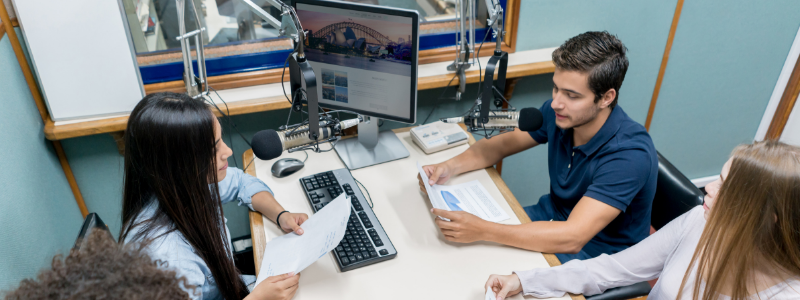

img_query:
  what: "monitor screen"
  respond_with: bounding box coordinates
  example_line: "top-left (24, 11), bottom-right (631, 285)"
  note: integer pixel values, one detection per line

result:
top-left (295, 0), bottom-right (418, 124)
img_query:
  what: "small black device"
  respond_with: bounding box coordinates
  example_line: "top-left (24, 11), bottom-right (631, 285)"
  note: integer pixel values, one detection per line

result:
top-left (300, 169), bottom-right (397, 271)
top-left (271, 158), bottom-right (305, 177)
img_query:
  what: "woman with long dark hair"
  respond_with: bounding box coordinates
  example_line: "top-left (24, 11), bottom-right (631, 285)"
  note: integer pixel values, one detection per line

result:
top-left (485, 140), bottom-right (800, 300)
top-left (120, 92), bottom-right (308, 300)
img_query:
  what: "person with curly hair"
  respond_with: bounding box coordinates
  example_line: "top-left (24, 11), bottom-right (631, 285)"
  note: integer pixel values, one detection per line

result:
top-left (3, 229), bottom-right (190, 300)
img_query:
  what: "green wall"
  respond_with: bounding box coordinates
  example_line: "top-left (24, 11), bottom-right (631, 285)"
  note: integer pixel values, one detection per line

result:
top-left (0, 30), bottom-right (83, 292)
top-left (648, 0), bottom-right (800, 179)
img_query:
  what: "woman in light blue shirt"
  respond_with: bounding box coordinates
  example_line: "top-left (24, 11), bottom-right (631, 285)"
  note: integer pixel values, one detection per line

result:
top-left (120, 92), bottom-right (308, 300)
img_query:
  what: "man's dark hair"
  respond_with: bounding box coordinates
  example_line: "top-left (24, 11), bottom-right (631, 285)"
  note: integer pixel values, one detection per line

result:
top-left (2, 230), bottom-right (190, 300)
top-left (552, 31), bottom-right (629, 108)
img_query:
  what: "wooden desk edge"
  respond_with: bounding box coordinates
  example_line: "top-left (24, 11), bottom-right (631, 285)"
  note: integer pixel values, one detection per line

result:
top-left (244, 149), bottom-right (267, 275)
top-left (44, 61), bottom-right (554, 141)
top-left (246, 127), bottom-right (584, 300)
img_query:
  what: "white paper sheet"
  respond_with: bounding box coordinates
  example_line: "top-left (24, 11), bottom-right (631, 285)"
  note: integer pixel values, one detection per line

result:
top-left (254, 194), bottom-right (351, 286)
top-left (485, 289), bottom-right (497, 300)
top-left (417, 162), bottom-right (510, 223)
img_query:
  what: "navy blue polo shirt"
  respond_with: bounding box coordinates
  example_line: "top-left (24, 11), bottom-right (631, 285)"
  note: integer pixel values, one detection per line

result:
top-left (528, 99), bottom-right (657, 260)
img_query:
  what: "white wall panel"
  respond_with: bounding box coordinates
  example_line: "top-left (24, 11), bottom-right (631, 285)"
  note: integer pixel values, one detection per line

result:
top-left (12, 0), bottom-right (143, 121)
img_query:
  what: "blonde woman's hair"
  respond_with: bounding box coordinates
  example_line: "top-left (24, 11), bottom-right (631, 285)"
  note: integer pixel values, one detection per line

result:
top-left (677, 140), bottom-right (800, 300)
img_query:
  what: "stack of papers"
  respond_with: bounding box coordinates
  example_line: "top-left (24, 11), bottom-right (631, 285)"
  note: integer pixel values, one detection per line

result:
top-left (254, 194), bottom-right (351, 286)
top-left (417, 162), bottom-right (510, 223)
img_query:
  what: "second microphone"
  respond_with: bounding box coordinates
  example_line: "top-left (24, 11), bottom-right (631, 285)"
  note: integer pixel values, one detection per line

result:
top-left (440, 107), bottom-right (543, 132)
top-left (252, 118), bottom-right (360, 161)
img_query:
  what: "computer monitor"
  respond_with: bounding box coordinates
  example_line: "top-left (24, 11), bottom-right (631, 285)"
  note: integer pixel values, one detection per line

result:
top-left (294, 0), bottom-right (419, 169)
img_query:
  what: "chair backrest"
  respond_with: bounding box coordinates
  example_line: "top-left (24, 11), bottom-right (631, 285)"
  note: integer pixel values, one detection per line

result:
top-left (73, 213), bottom-right (112, 250)
top-left (651, 152), bottom-right (705, 230)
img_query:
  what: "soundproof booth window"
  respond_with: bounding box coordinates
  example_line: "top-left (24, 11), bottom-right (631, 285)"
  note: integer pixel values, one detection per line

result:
top-left (296, 3), bottom-right (415, 120)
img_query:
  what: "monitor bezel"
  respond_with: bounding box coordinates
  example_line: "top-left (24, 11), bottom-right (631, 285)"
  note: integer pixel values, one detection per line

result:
top-left (293, 0), bottom-right (419, 124)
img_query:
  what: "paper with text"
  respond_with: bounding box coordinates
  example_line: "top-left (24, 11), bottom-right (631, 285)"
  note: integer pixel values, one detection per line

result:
top-left (417, 161), bottom-right (510, 223)
top-left (254, 193), bottom-right (351, 287)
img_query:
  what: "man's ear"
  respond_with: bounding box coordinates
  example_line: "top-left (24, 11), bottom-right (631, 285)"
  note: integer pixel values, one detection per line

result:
top-left (598, 89), bottom-right (616, 109)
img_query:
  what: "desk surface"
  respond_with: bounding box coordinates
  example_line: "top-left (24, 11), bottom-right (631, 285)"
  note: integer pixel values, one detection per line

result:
top-left (245, 127), bottom-right (583, 300)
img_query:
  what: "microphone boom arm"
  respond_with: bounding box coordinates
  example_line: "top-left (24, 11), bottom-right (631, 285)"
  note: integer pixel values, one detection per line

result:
top-left (237, 0), bottom-right (321, 140)
top-left (477, 0), bottom-right (507, 125)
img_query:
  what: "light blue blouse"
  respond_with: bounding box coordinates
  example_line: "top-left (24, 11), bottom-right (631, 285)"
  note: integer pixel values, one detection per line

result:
top-left (123, 167), bottom-right (272, 300)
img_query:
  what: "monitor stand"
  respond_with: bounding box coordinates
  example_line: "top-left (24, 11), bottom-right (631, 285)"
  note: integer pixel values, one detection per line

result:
top-left (334, 117), bottom-right (410, 170)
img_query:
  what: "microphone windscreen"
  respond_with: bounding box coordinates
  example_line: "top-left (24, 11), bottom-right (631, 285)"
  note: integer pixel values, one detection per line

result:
top-left (251, 129), bottom-right (283, 160)
top-left (519, 108), bottom-right (544, 132)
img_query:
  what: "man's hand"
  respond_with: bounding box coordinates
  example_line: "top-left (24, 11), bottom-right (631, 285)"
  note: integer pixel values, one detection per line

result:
top-left (247, 273), bottom-right (300, 300)
top-left (431, 208), bottom-right (491, 243)
top-left (278, 212), bottom-right (309, 235)
top-left (423, 162), bottom-right (456, 185)
top-left (417, 162), bottom-right (456, 195)
top-left (485, 274), bottom-right (523, 300)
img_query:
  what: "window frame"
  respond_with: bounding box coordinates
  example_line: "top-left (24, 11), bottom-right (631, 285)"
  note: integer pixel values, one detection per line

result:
top-left (140, 0), bottom-right (521, 94)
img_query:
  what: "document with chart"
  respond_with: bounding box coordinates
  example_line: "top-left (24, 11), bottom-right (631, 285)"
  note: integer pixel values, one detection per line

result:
top-left (255, 193), bottom-right (351, 286)
top-left (417, 162), bottom-right (510, 223)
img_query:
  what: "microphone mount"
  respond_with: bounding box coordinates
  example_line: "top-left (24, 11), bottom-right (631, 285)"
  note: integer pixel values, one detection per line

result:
top-left (477, 0), bottom-right (508, 126)
top-left (237, 0), bottom-right (321, 141)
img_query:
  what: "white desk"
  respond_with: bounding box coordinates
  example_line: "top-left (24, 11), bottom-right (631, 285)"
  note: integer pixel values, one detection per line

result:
top-left (245, 127), bottom-right (583, 300)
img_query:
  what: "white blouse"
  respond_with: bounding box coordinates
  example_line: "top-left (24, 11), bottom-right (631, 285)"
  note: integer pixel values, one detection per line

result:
top-left (514, 206), bottom-right (800, 300)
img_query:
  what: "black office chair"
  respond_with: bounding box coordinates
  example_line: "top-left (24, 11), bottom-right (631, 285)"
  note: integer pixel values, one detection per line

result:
top-left (73, 213), bottom-right (113, 251)
top-left (586, 151), bottom-right (705, 300)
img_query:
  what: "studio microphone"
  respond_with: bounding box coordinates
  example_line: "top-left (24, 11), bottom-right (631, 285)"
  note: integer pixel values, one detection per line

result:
top-left (252, 118), bottom-right (360, 160)
top-left (441, 107), bottom-right (543, 131)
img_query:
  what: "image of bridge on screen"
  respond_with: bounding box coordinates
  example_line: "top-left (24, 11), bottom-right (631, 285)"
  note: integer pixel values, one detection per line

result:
top-left (296, 10), bottom-right (414, 77)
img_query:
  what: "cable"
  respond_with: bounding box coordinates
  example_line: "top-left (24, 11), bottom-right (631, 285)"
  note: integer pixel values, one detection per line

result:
top-left (300, 150), bottom-right (309, 163)
top-left (281, 55), bottom-right (293, 104)
top-left (422, 73), bottom-right (458, 124)
top-left (474, 28), bottom-right (492, 100)
top-left (243, 156), bottom-right (255, 175)
top-left (353, 177), bottom-right (373, 208)
top-left (203, 87), bottom-right (252, 169)
top-left (281, 41), bottom-right (303, 105)
top-left (206, 88), bottom-right (252, 148)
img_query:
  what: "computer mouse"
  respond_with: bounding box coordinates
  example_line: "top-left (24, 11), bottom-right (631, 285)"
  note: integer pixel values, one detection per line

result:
top-left (271, 158), bottom-right (305, 178)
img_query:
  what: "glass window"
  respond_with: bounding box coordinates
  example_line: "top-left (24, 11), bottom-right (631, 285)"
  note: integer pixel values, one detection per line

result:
top-left (122, 0), bottom-right (497, 84)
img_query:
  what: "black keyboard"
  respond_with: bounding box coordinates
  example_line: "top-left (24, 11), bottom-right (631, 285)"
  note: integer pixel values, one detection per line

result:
top-left (300, 169), bottom-right (397, 272)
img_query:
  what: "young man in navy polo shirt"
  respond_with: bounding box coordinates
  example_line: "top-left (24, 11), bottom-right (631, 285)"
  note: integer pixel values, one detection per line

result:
top-left (419, 31), bottom-right (657, 263)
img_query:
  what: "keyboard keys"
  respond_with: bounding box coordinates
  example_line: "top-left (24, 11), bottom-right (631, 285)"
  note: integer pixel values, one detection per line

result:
top-left (301, 170), bottom-right (394, 271)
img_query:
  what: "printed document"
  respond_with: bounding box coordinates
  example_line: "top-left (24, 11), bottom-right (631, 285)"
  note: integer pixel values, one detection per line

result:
top-left (417, 162), bottom-right (510, 223)
top-left (255, 193), bottom-right (351, 286)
